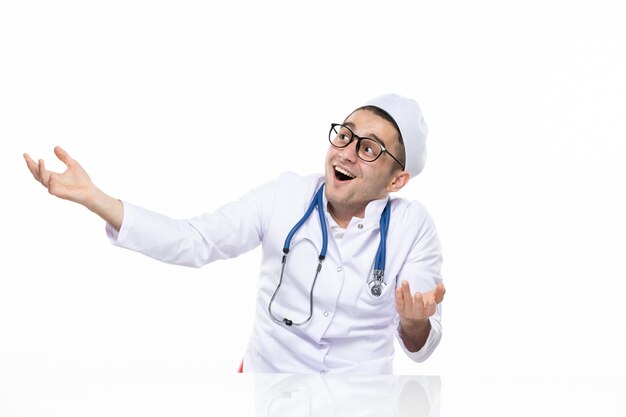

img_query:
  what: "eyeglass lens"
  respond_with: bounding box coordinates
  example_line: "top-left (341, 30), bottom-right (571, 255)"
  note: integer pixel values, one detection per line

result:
top-left (329, 125), bottom-right (383, 162)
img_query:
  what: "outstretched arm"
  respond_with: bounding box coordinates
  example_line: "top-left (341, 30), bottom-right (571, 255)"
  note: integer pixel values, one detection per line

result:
top-left (395, 280), bottom-right (446, 352)
top-left (24, 146), bottom-right (124, 231)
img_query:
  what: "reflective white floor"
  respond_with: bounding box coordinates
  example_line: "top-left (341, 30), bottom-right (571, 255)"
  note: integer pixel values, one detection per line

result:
top-left (1, 364), bottom-right (624, 417)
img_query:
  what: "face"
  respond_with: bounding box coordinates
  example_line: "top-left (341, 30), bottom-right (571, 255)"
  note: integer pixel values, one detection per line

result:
top-left (325, 109), bottom-right (409, 218)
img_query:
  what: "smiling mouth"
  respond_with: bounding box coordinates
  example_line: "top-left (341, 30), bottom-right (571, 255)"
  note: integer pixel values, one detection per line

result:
top-left (334, 166), bottom-right (356, 182)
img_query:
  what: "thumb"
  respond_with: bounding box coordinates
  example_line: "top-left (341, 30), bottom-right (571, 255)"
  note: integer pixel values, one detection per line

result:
top-left (54, 146), bottom-right (73, 168)
top-left (434, 282), bottom-right (446, 304)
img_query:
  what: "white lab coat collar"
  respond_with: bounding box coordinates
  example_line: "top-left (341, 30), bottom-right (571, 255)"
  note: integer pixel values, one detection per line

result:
top-left (322, 191), bottom-right (390, 230)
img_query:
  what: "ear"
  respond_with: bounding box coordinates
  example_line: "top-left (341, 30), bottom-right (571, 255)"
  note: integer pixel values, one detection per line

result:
top-left (386, 170), bottom-right (411, 193)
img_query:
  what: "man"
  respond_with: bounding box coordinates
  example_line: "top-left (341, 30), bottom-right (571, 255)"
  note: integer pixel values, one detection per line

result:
top-left (24, 93), bottom-right (445, 374)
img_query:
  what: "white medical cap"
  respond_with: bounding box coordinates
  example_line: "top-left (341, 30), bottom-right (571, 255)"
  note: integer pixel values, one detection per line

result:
top-left (364, 93), bottom-right (428, 178)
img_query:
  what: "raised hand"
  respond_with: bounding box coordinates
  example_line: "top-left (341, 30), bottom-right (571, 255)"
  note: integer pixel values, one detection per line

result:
top-left (395, 280), bottom-right (445, 352)
top-left (23, 146), bottom-right (124, 230)
top-left (395, 280), bottom-right (445, 323)
top-left (24, 146), bottom-right (96, 206)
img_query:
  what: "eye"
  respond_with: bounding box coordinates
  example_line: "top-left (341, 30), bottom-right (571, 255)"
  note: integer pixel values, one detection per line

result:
top-left (360, 144), bottom-right (375, 155)
top-left (358, 138), bottom-right (382, 160)
top-left (330, 125), bottom-right (354, 147)
top-left (335, 127), bottom-right (352, 143)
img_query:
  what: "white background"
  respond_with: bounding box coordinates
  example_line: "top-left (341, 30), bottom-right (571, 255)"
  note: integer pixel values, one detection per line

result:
top-left (1, 0), bottom-right (625, 384)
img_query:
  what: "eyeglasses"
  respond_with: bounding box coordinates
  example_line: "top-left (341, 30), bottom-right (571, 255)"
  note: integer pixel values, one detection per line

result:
top-left (328, 123), bottom-right (405, 170)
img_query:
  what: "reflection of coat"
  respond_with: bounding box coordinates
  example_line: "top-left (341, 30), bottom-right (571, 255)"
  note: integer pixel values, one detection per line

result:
top-left (254, 374), bottom-right (441, 417)
top-left (106, 172), bottom-right (443, 374)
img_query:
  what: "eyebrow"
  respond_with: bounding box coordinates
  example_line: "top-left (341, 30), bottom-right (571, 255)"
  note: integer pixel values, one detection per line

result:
top-left (343, 122), bottom-right (388, 147)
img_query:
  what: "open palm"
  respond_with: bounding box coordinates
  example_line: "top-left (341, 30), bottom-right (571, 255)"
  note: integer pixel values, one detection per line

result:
top-left (24, 146), bottom-right (95, 205)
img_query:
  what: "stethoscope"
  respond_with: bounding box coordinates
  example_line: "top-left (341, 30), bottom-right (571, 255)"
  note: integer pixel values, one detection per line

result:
top-left (267, 183), bottom-right (391, 327)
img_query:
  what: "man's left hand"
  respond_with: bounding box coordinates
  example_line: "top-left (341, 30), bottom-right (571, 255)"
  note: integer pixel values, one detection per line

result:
top-left (395, 280), bottom-right (445, 324)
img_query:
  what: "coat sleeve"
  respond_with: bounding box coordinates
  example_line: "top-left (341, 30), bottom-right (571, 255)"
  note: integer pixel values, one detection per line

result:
top-left (394, 204), bottom-right (444, 362)
top-left (105, 180), bottom-right (276, 268)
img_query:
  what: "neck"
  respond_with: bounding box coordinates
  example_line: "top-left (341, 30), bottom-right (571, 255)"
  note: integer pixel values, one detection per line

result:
top-left (327, 203), bottom-right (365, 229)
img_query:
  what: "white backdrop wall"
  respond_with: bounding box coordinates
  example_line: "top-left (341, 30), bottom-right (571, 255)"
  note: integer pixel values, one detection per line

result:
top-left (1, 0), bottom-right (625, 379)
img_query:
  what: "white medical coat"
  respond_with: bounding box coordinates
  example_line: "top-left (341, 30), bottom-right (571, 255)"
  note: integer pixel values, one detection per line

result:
top-left (106, 172), bottom-right (443, 374)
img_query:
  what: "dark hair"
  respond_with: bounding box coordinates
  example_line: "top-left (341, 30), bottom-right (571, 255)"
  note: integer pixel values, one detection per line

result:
top-left (351, 105), bottom-right (406, 166)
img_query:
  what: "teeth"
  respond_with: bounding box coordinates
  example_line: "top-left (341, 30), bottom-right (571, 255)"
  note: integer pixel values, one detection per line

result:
top-left (335, 166), bottom-right (356, 179)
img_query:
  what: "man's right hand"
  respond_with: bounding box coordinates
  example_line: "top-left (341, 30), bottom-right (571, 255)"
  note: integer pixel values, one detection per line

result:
top-left (24, 146), bottom-right (124, 231)
top-left (24, 146), bottom-right (96, 206)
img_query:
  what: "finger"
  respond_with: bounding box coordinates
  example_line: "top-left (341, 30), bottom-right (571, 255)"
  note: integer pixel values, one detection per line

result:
top-left (434, 282), bottom-right (446, 304)
top-left (425, 301), bottom-right (437, 317)
top-left (395, 287), bottom-right (405, 312)
top-left (24, 153), bottom-right (41, 182)
top-left (401, 280), bottom-right (414, 312)
top-left (426, 296), bottom-right (436, 312)
top-left (417, 292), bottom-right (438, 318)
top-left (54, 146), bottom-right (73, 168)
top-left (412, 291), bottom-right (425, 316)
top-left (401, 280), bottom-right (412, 300)
top-left (38, 159), bottom-right (52, 188)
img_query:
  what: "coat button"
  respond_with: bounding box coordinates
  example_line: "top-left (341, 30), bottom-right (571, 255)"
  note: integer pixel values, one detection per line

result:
top-left (324, 311), bottom-right (330, 317)
top-left (357, 223), bottom-right (364, 229)
top-left (337, 266), bottom-right (343, 272)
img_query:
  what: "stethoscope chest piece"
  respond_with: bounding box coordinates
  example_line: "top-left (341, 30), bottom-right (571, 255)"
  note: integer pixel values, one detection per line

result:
top-left (368, 279), bottom-right (386, 297)
top-left (368, 268), bottom-right (386, 297)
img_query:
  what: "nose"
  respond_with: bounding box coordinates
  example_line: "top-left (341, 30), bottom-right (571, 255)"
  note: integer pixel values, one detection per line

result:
top-left (338, 139), bottom-right (359, 163)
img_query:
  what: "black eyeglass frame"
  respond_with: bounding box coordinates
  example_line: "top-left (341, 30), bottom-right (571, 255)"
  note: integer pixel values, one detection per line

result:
top-left (328, 123), bottom-right (405, 170)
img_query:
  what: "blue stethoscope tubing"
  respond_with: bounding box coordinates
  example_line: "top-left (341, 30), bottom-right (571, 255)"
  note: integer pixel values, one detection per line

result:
top-left (267, 183), bottom-right (391, 326)
top-left (371, 200), bottom-right (391, 296)
top-left (283, 184), bottom-right (329, 261)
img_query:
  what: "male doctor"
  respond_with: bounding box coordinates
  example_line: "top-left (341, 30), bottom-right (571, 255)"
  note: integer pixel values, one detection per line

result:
top-left (24, 94), bottom-right (445, 374)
